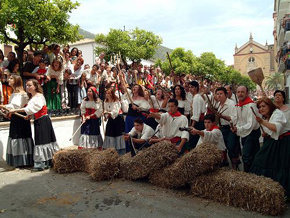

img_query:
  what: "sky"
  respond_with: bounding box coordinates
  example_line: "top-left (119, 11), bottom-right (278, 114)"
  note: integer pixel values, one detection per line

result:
top-left (69, 0), bottom-right (274, 65)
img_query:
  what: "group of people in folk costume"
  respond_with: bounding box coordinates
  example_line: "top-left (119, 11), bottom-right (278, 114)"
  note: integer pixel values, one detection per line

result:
top-left (0, 63), bottom-right (289, 197)
top-left (0, 76), bottom-right (58, 170)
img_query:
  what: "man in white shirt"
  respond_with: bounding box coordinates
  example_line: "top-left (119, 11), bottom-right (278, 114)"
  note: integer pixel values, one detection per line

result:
top-left (95, 52), bottom-right (105, 66)
top-left (124, 118), bottom-right (154, 152)
top-left (225, 85), bottom-right (238, 104)
top-left (148, 99), bottom-right (189, 154)
top-left (193, 114), bottom-right (226, 150)
top-left (189, 81), bottom-right (206, 149)
top-left (215, 87), bottom-right (240, 169)
top-left (231, 86), bottom-right (261, 172)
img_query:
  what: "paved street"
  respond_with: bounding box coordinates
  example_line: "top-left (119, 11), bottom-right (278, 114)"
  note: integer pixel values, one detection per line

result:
top-left (0, 162), bottom-right (289, 218)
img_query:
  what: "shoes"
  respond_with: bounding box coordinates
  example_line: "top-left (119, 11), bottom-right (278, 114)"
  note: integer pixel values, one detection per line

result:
top-left (31, 167), bottom-right (44, 172)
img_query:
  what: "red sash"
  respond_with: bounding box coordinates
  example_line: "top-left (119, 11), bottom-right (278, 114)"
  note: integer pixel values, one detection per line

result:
top-left (34, 106), bottom-right (48, 119)
top-left (279, 131), bottom-right (290, 139)
top-left (170, 137), bottom-right (181, 144)
top-left (199, 113), bottom-right (205, 121)
top-left (85, 108), bottom-right (97, 119)
top-left (149, 108), bottom-right (159, 113)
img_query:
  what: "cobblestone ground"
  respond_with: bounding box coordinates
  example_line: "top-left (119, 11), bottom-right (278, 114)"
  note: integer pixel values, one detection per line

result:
top-left (0, 162), bottom-right (289, 218)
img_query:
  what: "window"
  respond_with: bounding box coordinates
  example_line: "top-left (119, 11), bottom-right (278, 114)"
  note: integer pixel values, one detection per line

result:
top-left (248, 57), bottom-right (255, 63)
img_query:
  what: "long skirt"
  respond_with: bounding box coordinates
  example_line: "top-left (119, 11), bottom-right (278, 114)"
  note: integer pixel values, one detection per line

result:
top-left (34, 115), bottom-right (59, 169)
top-left (250, 135), bottom-right (290, 197)
top-left (45, 79), bottom-right (62, 110)
top-left (103, 115), bottom-right (126, 154)
top-left (6, 114), bottom-right (34, 167)
top-left (79, 118), bottom-right (103, 148)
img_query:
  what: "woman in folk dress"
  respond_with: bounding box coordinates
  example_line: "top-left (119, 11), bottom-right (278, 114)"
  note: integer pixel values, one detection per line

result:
top-left (0, 75), bottom-right (34, 167)
top-left (11, 79), bottom-right (59, 171)
top-left (79, 87), bottom-right (103, 149)
top-left (103, 87), bottom-right (126, 155)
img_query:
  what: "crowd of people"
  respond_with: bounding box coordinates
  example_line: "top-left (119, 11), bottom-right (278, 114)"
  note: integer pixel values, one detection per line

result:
top-left (0, 44), bottom-right (289, 197)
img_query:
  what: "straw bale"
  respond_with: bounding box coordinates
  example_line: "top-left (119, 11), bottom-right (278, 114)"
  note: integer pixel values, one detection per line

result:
top-left (149, 142), bottom-right (222, 188)
top-left (120, 141), bottom-right (179, 180)
top-left (190, 168), bottom-right (285, 216)
top-left (87, 148), bottom-right (120, 181)
top-left (119, 153), bottom-right (132, 178)
top-left (53, 149), bottom-right (95, 173)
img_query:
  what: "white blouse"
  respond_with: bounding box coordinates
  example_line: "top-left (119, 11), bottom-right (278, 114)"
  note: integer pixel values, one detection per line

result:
top-left (5, 92), bottom-right (29, 110)
top-left (46, 66), bottom-right (64, 85)
top-left (177, 99), bottom-right (191, 115)
top-left (80, 100), bottom-right (103, 118)
top-left (104, 101), bottom-right (121, 119)
top-left (24, 94), bottom-right (46, 115)
top-left (282, 108), bottom-right (290, 132)
top-left (87, 73), bottom-right (99, 86)
top-left (263, 109), bottom-right (287, 140)
top-left (151, 95), bottom-right (166, 111)
top-left (123, 88), bottom-right (150, 111)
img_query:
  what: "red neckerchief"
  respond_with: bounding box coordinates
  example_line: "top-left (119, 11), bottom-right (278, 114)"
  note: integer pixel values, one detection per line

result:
top-left (236, 96), bottom-right (254, 107)
top-left (209, 125), bottom-right (219, 131)
top-left (168, 111), bottom-right (182, 117)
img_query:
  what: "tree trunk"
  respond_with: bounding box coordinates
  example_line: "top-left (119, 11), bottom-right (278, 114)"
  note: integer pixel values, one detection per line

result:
top-left (17, 43), bottom-right (25, 74)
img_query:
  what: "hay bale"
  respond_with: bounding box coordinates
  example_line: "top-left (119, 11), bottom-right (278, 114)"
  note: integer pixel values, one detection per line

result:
top-left (53, 149), bottom-right (95, 173)
top-left (119, 153), bottom-right (132, 178)
top-left (120, 141), bottom-right (179, 180)
top-left (149, 142), bottom-right (222, 188)
top-left (87, 148), bottom-right (120, 181)
top-left (53, 148), bottom-right (120, 181)
top-left (190, 168), bottom-right (285, 216)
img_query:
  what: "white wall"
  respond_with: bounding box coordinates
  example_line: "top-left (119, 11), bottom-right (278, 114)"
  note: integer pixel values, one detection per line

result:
top-left (72, 42), bottom-right (97, 67)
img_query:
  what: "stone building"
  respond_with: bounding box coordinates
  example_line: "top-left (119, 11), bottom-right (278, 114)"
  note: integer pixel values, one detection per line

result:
top-left (233, 33), bottom-right (275, 77)
top-left (273, 0), bottom-right (289, 103)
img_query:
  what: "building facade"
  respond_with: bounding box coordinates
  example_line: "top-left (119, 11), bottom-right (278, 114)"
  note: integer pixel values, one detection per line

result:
top-left (233, 33), bottom-right (275, 77)
top-left (273, 0), bottom-right (289, 103)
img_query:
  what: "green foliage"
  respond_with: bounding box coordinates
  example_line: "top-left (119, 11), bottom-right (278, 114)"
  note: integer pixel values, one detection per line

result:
top-left (197, 52), bottom-right (225, 80)
top-left (158, 47), bottom-right (198, 75)
top-left (0, 0), bottom-right (81, 67)
top-left (265, 72), bottom-right (284, 90)
top-left (95, 27), bottom-right (162, 63)
top-left (0, 0), bottom-right (81, 45)
top-left (158, 48), bottom-right (256, 90)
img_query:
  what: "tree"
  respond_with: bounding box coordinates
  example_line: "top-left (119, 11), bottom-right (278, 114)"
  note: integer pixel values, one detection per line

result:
top-left (0, 0), bottom-right (81, 69)
top-left (157, 47), bottom-right (256, 90)
top-left (197, 52), bottom-right (227, 81)
top-left (156, 47), bottom-right (198, 75)
top-left (95, 27), bottom-right (162, 64)
top-left (265, 72), bottom-right (284, 90)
